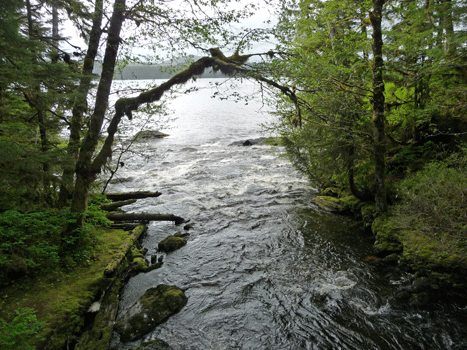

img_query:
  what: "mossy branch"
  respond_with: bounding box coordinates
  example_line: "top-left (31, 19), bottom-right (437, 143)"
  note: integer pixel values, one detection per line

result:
top-left (91, 49), bottom-right (302, 173)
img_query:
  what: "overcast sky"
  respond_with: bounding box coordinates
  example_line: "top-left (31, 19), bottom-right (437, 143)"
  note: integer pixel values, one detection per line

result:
top-left (63, 0), bottom-right (278, 60)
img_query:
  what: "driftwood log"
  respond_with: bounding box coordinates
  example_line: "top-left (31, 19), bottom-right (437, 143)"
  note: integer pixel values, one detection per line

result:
top-left (101, 199), bottom-right (137, 212)
top-left (106, 212), bottom-right (186, 225)
top-left (106, 191), bottom-right (162, 201)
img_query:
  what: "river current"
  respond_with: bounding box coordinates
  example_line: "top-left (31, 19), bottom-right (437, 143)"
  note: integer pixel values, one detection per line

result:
top-left (106, 79), bottom-right (467, 350)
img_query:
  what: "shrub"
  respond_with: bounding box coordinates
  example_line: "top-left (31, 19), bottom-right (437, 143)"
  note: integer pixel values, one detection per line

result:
top-left (0, 308), bottom-right (45, 350)
top-left (391, 152), bottom-right (467, 258)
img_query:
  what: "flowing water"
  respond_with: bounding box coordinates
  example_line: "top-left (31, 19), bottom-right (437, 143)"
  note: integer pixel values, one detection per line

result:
top-left (106, 79), bottom-right (467, 350)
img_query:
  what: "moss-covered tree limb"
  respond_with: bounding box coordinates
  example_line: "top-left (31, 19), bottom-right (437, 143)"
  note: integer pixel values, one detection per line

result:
top-left (91, 49), bottom-right (302, 174)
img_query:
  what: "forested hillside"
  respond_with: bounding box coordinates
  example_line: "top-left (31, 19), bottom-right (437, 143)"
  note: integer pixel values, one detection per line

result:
top-left (270, 0), bottom-right (467, 281)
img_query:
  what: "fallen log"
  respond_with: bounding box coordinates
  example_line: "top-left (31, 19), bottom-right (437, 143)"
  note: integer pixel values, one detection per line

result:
top-left (106, 191), bottom-right (162, 201)
top-left (106, 212), bottom-right (186, 225)
top-left (101, 199), bottom-right (137, 212)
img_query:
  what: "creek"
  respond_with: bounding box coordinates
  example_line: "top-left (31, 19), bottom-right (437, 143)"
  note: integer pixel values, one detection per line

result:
top-left (106, 79), bottom-right (467, 350)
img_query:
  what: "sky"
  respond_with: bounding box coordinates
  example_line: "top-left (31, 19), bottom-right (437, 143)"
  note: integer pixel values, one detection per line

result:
top-left (63, 0), bottom-right (278, 60)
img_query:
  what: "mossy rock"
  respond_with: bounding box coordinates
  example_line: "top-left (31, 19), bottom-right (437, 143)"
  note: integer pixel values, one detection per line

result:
top-left (131, 257), bottom-right (149, 272)
top-left (371, 216), bottom-right (403, 254)
top-left (313, 195), bottom-right (362, 216)
top-left (320, 187), bottom-right (339, 197)
top-left (158, 235), bottom-right (187, 252)
top-left (114, 285), bottom-right (187, 342)
top-left (361, 203), bottom-right (376, 227)
top-left (129, 338), bottom-right (173, 350)
top-left (135, 130), bottom-right (169, 140)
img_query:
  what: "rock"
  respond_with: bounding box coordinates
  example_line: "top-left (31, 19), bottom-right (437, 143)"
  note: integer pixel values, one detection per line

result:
top-left (412, 277), bottom-right (431, 292)
top-left (320, 187), bottom-right (339, 197)
top-left (409, 292), bottom-right (430, 307)
top-left (183, 223), bottom-right (195, 231)
top-left (131, 257), bottom-right (149, 272)
top-left (158, 235), bottom-right (187, 252)
top-left (382, 253), bottom-right (400, 266)
top-left (129, 338), bottom-right (174, 350)
top-left (151, 254), bottom-right (158, 264)
top-left (371, 216), bottom-right (404, 255)
top-left (114, 285), bottom-right (188, 342)
top-left (135, 130), bottom-right (169, 140)
top-left (229, 137), bottom-right (270, 146)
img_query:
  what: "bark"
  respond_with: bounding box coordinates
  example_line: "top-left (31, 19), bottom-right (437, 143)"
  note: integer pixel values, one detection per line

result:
top-left (101, 199), bottom-right (137, 212)
top-left (106, 191), bottom-right (162, 201)
top-left (370, 0), bottom-right (387, 214)
top-left (346, 144), bottom-right (372, 201)
top-left (51, 1), bottom-right (59, 63)
top-left (58, 0), bottom-right (104, 207)
top-left (106, 212), bottom-right (186, 225)
top-left (70, 0), bottom-right (126, 225)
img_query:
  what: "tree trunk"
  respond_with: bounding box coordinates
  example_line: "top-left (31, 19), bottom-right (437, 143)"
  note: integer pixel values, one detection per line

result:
top-left (101, 199), bottom-right (137, 212)
top-left (58, 0), bottom-right (104, 207)
top-left (106, 212), bottom-right (186, 225)
top-left (70, 0), bottom-right (126, 226)
top-left (370, 0), bottom-right (387, 214)
top-left (106, 191), bottom-right (162, 201)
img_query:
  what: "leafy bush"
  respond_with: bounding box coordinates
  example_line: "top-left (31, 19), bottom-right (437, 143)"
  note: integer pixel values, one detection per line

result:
top-left (0, 196), bottom-right (112, 281)
top-left (392, 152), bottom-right (467, 250)
top-left (0, 308), bottom-right (44, 350)
top-left (0, 210), bottom-right (72, 276)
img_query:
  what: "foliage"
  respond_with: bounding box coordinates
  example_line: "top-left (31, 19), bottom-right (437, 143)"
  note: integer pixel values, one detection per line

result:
top-left (271, 0), bottom-right (467, 206)
top-left (0, 308), bottom-right (45, 350)
top-left (0, 194), bottom-right (112, 282)
top-left (392, 152), bottom-right (467, 245)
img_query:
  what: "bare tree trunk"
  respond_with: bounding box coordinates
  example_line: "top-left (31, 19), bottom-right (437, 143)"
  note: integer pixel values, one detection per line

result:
top-left (70, 0), bottom-right (126, 226)
top-left (370, 0), bottom-right (387, 214)
top-left (106, 212), bottom-right (186, 225)
top-left (58, 0), bottom-right (104, 207)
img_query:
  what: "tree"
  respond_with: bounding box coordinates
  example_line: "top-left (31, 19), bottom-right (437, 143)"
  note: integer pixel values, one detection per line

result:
top-left (271, 0), bottom-right (467, 214)
top-left (0, 0), bottom-right (77, 210)
top-left (63, 0), bottom-right (262, 228)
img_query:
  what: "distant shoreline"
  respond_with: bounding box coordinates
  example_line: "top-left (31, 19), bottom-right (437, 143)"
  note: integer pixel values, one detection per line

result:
top-left (93, 62), bottom-right (226, 80)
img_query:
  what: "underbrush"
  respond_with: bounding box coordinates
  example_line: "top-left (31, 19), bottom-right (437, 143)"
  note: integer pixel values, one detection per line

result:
top-left (387, 151), bottom-right (467, 275)
top-left (0, 195), bottom-right (112, 285)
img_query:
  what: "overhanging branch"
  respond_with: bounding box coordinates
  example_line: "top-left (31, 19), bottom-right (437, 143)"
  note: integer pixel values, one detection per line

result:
top-left (91, 49), bottom-right (303, 173)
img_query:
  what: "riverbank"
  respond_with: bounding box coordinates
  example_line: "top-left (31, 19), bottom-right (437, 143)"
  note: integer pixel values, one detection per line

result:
top-left (0, 225), bottom-right (147, 349)
top-left (312, 191), bottom-right (467, 291)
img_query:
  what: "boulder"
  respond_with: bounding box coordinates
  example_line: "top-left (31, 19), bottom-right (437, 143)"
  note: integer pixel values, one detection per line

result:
top-left (135, 130), bottom-right (169, 140)
top-left (229, 137), bottom-right (273, 146)
top-left (158, 235), bottom-right (187, 252)
top-left (114, 285), bottom-right (187, 342)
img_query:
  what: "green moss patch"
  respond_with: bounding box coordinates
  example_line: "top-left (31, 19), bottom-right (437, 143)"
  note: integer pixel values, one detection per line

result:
top-left (0, 225), bottom-right (146, 349)
top-left (114, 285), bottom-right (187, 343)
top-left (158, 235), bottom-right (187, 253)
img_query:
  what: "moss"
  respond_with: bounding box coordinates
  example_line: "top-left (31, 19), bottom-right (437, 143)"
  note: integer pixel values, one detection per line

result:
top-left (0, 225), bottom-right (147, 349)
top-left (313, 195), bottom-right (363, 217)
top-left (114, 285), bottom-right (187, 343)
top-left (158, 235), bottom-right (187, 253)
top-left (371, 216), bottom-right (403, 254)
top-left (361, 203), bottom-right (376, 227)
top-left (131, 257), bottom-right (149, 272)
